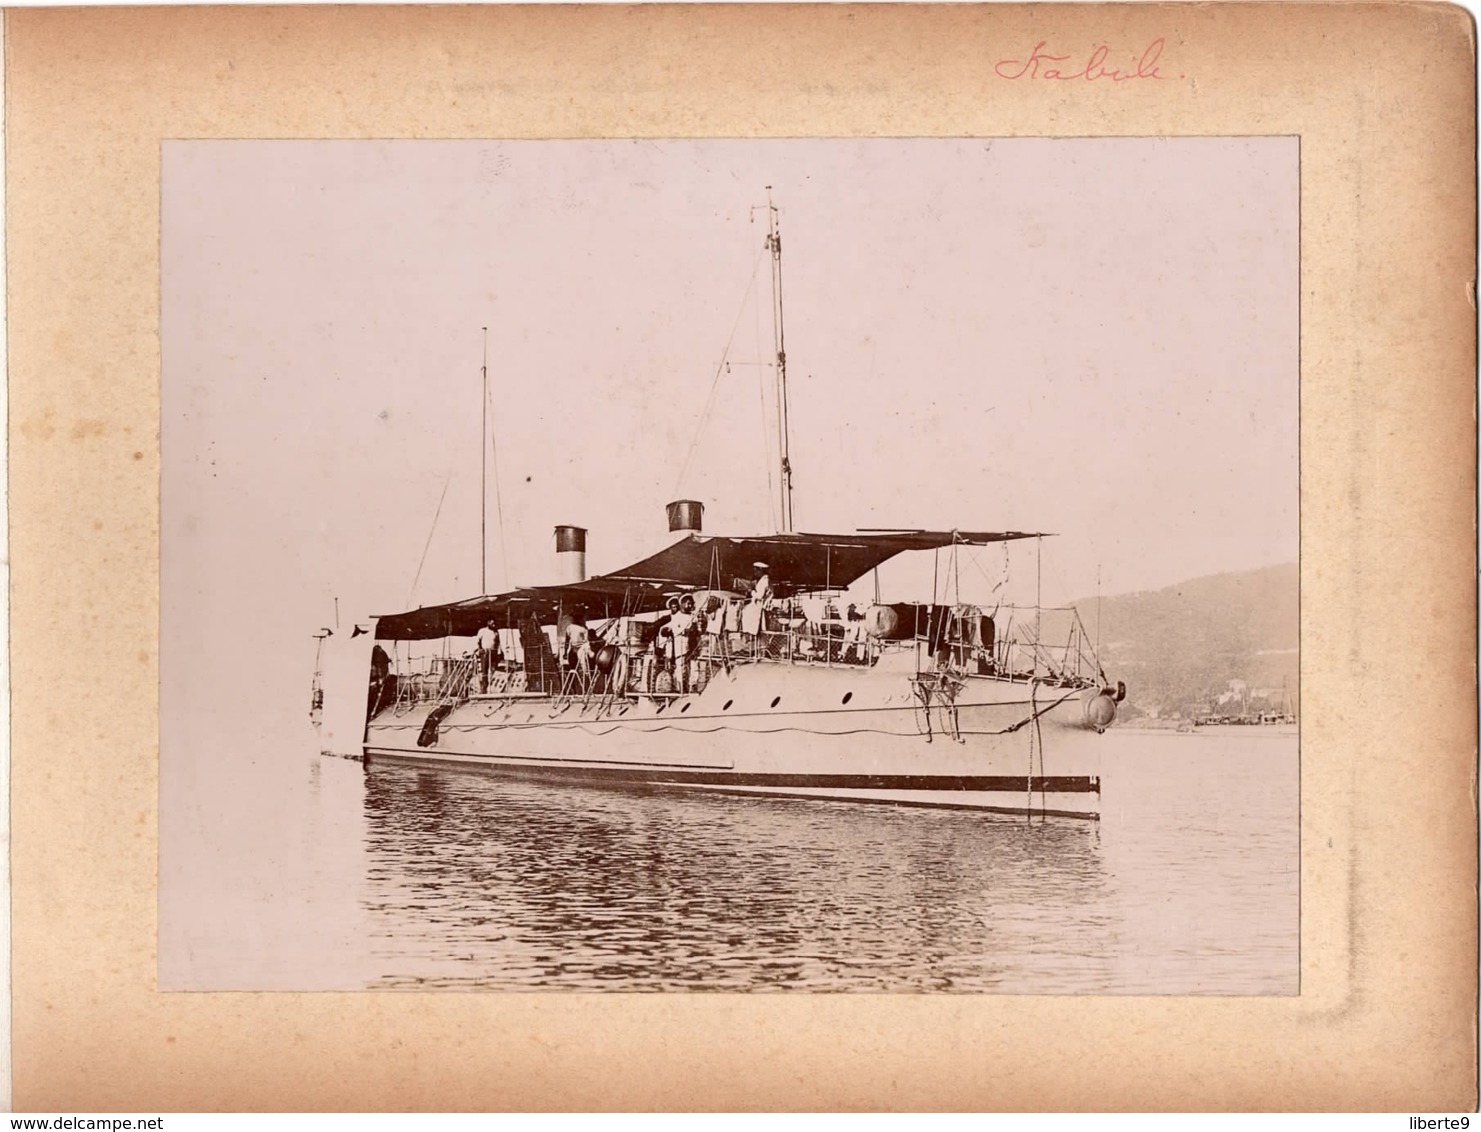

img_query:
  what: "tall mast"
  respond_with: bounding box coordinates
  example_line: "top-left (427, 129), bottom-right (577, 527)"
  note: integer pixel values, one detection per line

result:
top-left (764, 187), bottom-right (795, 533)
top-left (481, 326), bottom-right (488, 594)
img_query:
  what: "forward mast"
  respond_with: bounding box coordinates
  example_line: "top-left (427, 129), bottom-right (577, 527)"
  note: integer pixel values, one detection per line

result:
top-left (763, 187), bottom-right (795, 535)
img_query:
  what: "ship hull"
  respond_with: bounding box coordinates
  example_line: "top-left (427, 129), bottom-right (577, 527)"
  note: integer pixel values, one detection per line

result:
top-left (361, 663), bottom-right (1105, 818)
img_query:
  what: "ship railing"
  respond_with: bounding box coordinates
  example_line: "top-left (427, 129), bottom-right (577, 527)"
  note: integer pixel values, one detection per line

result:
top-left (391, 607), bottom-right (1106, 714)
top-left (434, 655), bottom-right (477, 704)
top-left (991, 605), bottom-right (1108, 686)
top-left (394, 654), bottom-right (478, 708)
top-left (398, 616), bottom-right (1084, 713)
top-left (712, 626), bottom-right (877, 668)
top-left (393, 667), bottom-right (429, 713)
top-left (391, 656), bottom-right (444, 713)
top-left (473, 669), bottom-right (529, 697)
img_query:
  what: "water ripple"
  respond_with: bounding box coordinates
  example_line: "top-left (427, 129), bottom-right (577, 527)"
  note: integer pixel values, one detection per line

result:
top-left (350, 731), bottom-right (1297, 993)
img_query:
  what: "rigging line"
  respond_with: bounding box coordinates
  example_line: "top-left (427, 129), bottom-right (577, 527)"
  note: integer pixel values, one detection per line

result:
top-left (1026, 679), bottom-right (1038, 822)
top-left (965, 551), bottom-right (995, 590)
top-left (407, 471), bottom-right (454, 607)
top-left (1034, 680), bottom-right (1048, 818)
top-left (488, 382), bottom-right (510, 590)
top-left (755, 267), bottom-right (777, 533)
top-left (672, 249), bottom-right (766, 498)
top-left (1034, 535), bottom-right (1043, 676)
top-left (950, 539), bottom-right (1004, 594)
top-left (952, 536), bottom-right (961, 606)
top-left (964, 546), bottom-right (1009, 618)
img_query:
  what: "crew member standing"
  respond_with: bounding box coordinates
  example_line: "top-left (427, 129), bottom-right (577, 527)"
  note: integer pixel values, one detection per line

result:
top-left (741, 564), bottom-right (772, 649)
top-left (651, 597), bottom-right (681, 692)
top-left (844, 602), bottom-right (866, 663)
top-left (671, 594), bottom-right (700, 693)
top-left (476, 620), bottom-right (501, 692)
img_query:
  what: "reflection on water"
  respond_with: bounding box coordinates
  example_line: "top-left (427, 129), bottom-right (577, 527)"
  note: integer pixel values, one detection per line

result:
top-left (362, 766), bottom-right (1110, 991)
top-left (351, 731), bottom-right (1297, 993)
top-left (160, 729), bottom-right (1298, 992)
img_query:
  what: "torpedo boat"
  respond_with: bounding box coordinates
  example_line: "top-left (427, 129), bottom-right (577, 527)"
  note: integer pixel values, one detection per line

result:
top-left (313, 194), bottom-right (1124, 819)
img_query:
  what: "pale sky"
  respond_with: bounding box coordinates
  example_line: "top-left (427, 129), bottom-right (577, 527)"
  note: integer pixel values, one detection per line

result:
top-left (162, 138), bottom-right (1296, 735)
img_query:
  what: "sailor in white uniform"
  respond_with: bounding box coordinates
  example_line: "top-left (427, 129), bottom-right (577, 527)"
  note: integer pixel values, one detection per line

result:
top-left (476, 620), bottom-right (501, 691)
top-left (670, 594), bottom-right (701, 692)
top-left (741, 564), bottom-right (771, 648)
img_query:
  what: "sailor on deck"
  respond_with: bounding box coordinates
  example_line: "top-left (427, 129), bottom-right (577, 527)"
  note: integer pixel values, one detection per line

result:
top-left (698, 591), bottom-right (732, 668)
top-left (671, 594), bottom-right (701, 693)
top-left (649, 597), bottom-right (682, 692)
top-left (590, 619), bottom-right (625, 695)
top-left (741, 564), bottom-right (772, 650)
top-left (476, 620), bottom-right (501, 691)
top-left (843, 602), bottom-right (866, 663)
top-left (557, 612), bottom-right (591, 687)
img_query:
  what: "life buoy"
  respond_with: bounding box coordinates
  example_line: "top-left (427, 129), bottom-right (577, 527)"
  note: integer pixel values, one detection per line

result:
top-left (1084, 690), bottom-right (1117, 731)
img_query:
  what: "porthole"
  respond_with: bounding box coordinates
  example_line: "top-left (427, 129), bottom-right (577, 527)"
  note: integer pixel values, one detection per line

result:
top-left (656, 702), bottom-right (667, 714)
top-left (680, 703), bottom-right (691, 713)
top-left (722, 700), bottom-right (733, 710)
top-left (770, 696), bottom-right (782, 708)
top-left (841, 692), bottom-right (853, 705)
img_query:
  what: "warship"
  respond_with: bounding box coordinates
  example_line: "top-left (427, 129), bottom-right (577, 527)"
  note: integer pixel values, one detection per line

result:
top-left (313, 194), bottom-right (1123, 819)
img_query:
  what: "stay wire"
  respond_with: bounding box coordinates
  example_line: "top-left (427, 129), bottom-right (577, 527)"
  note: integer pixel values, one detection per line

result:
top-left (408, 470), bottom-right (453, 607)
top-left (672, 248), bottom-right (767, 498)
top-left (488, 386), bottom-right (510, 588)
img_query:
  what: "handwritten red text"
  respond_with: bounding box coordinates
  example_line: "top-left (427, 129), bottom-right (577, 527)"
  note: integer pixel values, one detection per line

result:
top-left (995, 38), bottom-right (1168, 83)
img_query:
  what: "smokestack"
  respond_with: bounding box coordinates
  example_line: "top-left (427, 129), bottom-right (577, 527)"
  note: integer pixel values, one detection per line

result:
top-left (554, 525), bottom-right (587, 583)
top-left (666, 500), bottom-right (704, 534)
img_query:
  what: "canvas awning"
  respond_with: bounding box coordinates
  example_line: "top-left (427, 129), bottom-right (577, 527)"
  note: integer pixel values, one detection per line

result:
top-left (600, 530), bottom-right (1043, 594)
top-left (373, 529), bottom-right (1043, 641)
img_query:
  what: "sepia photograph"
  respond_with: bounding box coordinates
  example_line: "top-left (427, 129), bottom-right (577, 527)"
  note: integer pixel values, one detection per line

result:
top-left (159, 136), bottom-right (1298, 994)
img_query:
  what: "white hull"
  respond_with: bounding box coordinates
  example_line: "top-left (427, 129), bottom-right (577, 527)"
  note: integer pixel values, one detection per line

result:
top-left (360, 663), bottom-right (1106, 818)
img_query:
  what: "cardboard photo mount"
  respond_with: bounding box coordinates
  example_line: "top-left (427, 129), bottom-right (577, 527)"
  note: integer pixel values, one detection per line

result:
top-left (6, 3), bottom-right (1476, 1112)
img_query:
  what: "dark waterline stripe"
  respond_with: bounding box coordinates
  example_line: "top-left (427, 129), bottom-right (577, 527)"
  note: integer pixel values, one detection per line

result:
top-left (364, 751), bottom-right (1100, 818)
top-left (363, 746), bottom-right (1100, 793)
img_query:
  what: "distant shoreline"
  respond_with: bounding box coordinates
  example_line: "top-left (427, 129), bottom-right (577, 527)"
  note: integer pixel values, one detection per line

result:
top-left (1113, 723), bottom-right (1298, 737)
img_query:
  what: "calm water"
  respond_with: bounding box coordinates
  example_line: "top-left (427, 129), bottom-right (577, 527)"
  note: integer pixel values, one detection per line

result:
top-left (159, 729), bottom-right (1298, 994)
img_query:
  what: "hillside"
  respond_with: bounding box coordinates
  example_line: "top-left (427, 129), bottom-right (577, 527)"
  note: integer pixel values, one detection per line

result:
top-left (1072, 563), bottom-right (1298, 719)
